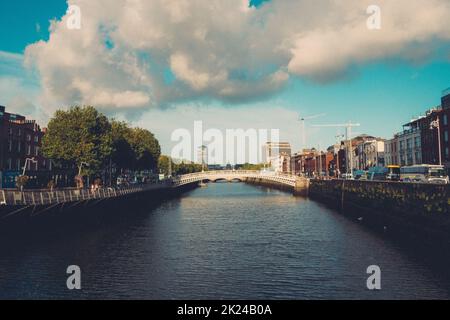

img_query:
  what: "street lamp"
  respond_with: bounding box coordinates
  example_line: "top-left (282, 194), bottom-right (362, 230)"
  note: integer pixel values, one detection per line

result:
top-left (430, 118), bottom-right (442, 166)
top-left (22, 157), bottom-right (38, 176)
top-left (78, 162), bottom-right (90, 176)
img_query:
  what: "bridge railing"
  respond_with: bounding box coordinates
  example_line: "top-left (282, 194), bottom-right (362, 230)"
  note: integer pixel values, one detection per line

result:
top-left (0, 183), bottom-right (166, 207)
top-left (173, 170), bottom-right (300, 186)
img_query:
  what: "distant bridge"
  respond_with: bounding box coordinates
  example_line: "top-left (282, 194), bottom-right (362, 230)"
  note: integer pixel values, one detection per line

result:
top-left (173, 170), bottom-right (303, 189)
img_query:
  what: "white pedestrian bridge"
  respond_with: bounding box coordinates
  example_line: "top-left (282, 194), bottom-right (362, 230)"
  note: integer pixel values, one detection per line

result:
top-left (172, 170), bottom-right (301, 188)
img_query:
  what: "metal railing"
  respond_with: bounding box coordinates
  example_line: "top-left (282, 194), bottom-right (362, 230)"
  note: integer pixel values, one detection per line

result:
top-left (0, 183), bottom-right (167, 207)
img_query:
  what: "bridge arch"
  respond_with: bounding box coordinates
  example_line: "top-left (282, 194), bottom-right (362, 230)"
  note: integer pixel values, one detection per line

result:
top-left (172, 170), bottom-right (304, 192)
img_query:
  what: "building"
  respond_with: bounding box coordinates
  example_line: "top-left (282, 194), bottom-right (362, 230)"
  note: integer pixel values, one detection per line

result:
top-left (197, 145), bottom-right (208, 167)
top-left (290, 148), bottom-right (334, 177)
top-left (270, 153), bottom-right (291, 173)
top-left (417, 89), bottom-right (450, 169)
top-left (290, 149), bottom-right (313, 176)
top-left (355, 137), bottom-right (385, 170)
top-left (384, 88), bottom-right (450, 170)
top-left (337, 134), bottom-right (377, 172)
top-left (0, 105), bottom-right (49, 188)
top-left (263, 142), bottom-right (291, 164)
top-left (384, 138), bottom-right (399, 166)
top-left (385, 120), bottom-right (421, 166)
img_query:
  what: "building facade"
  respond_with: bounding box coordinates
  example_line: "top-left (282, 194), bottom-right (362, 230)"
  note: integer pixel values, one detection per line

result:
top-left (384, 138), bottom-right (398, 166)
top-left (355, 138), bottom-right (385, 170)
top-left (197, 145), bottom-right (208, 167)
top-left (0, 105), bottom-right (49, 188)
top-left (384, 89), bottom-right (450, 170)
top-left (263, 142), bottom-right (291, 164)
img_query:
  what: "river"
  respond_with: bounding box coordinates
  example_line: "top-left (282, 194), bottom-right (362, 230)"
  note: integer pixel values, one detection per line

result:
top-left (0, 182), bottom-right (449, 299)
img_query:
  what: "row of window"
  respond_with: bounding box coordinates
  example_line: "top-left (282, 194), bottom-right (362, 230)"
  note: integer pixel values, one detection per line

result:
top-left (399, 136), bottom-right (421, 151)
top-left (6, 128), bottom-right (40, 142)
top-left (6, 140), bottom-right (40, 156)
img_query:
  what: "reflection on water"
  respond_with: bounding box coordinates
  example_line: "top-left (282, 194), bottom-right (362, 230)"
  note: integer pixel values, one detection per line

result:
top-left (0, 183), bottom-right (449, 299)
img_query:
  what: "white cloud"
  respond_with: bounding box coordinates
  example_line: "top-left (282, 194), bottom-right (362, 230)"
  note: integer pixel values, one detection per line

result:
top-left (19, 0), bottom-right (450, 115)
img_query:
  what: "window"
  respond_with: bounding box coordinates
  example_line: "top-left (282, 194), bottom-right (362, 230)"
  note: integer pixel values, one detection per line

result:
top-left (445, 130), bottom-right (449, 143)
top-left (27, 145), bottom-right (31, 156)
top-left (17, 142), bottom-right (21, 152)
top-left (446, 147), bottom-right (449, 160)
top-left (400, 155), bottom-right (405, 166)
top-left (444, 114), bottom-right (448, 126)
top-left (415, 152), bottom-right (421, 164)
top-left (406, 139), bottom-right (412, 150)
top-left (17, 159), bottom-right (21, 170)
top-left (34, 136), bottom-right (39, 143)
top-left (7, 158), bottom-right (12, 170)
top-left (414, 136), bottom-right (421, 148)
top-left (26, 134), bottom-right (31, 141)
top-left (34, 146), bottom-right (39, 156)
top-left (8, 140), bottom-right (12, 152)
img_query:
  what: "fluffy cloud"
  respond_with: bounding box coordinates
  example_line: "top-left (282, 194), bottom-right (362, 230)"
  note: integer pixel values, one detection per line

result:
top-left (24, 0), bottom-right (450, 113)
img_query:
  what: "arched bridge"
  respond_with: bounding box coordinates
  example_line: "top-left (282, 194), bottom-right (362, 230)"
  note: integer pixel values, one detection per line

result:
top-left (172, 170), bottom-right (304, 189)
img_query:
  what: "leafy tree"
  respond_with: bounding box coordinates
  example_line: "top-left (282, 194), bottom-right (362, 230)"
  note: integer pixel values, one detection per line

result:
top-left (42, 106), bottom-right (112, 175)
top-left (42, 106), bottom-right (162, 180)
top-left (158, 155), bottom-right (173, 176)
top-left (126, 128), bottom-right (161, 171)
top-left (173, 162), bottom-right (203, 175)
top-left (111, 120), bottom-right (135, 172)
top-left (238, 163), bottom-right (266, 170)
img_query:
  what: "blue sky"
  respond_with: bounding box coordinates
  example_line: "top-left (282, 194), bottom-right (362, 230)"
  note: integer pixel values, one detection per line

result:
top-left (0, 1), bottom-right (67, 53)
top-left (0, 0), bottom-right (449, 156)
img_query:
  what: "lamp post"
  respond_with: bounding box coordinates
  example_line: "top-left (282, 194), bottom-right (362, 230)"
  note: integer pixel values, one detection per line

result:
top-left (78, 162), bottom-right (89, 176)
top-left (430, 118), bottom-right (442, 166)
top-left (22, 157), bottom-right (38, 176)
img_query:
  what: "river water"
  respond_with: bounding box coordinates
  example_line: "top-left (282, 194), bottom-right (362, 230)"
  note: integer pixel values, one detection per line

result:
top-left (0, 183), bottom-right (449, 299)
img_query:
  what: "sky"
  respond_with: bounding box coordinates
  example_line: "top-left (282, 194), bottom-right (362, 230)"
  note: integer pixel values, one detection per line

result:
top-left (1, 0), bottom-right (450, 163)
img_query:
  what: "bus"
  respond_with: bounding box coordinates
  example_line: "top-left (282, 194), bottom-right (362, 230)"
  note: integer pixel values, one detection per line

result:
top-left (400, 165), bottom-right (449, 184)
top-left (386, 165), bottom-right (401, 181)
top-left (367, 166), bottom-right (389, 181)
top-left (366, 165), bottom-right (400, 181)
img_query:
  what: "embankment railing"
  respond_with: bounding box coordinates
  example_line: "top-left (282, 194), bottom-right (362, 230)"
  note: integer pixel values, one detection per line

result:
top-left (0, 183), bottom-right (168, 207)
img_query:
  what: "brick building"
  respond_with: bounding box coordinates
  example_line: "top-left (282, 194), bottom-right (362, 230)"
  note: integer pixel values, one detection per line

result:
top-left (0, 105), bottom-right (50, 188)
top-left (384, 88), bottom-right (450, 171)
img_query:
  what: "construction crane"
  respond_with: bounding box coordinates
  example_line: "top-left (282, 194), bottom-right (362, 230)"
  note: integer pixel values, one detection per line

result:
top-left (298, 113), bottom-right (326, 150)
top-left (311, 121), bottom-right (361, 176)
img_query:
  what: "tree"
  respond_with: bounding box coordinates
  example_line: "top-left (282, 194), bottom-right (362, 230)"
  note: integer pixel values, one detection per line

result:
top-left (42, 106), bottom-right (112, 175)
top-left (173, 162), bottom-right (203, 175)
top-left (126, 128), bottom-right (161, 171)
top-left (158, 155), bottom-right (172, 176)
top-left (110, 120), bottom-right (135, 172)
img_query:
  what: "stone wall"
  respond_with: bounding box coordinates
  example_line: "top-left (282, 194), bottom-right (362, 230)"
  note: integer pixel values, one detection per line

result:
top-left (309, 179), bottom-right (450, 246)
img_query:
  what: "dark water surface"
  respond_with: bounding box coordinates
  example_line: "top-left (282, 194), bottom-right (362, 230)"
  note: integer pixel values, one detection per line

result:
top-left (0, 183), bottom-right (449, 299)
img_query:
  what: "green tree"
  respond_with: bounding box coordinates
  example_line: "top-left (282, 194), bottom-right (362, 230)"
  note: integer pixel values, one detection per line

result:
top-left (42, 106), bottom-right (112, 175)
top-left (158, 155), bottom-right (173, 176)
top-left (126, 128), bottom-right (161, 171)
top-left (173, 162), bottom-right (203, 175)
top-left (239, 163), bottom-right (265, 170)
top-left (110, 120), bottom-right (135, 172)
